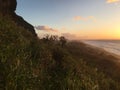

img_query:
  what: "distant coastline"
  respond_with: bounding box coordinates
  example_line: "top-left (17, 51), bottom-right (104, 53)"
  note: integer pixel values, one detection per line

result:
top-left (82, 40), bottom-right (120, 57)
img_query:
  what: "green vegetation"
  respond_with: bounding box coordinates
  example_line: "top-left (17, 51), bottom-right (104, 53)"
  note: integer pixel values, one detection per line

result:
top-left (0, 14), bottom-right (120, 90)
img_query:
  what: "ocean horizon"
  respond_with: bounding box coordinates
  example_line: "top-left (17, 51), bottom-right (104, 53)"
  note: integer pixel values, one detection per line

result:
top-left (83, 40), bottom-right (120, 56)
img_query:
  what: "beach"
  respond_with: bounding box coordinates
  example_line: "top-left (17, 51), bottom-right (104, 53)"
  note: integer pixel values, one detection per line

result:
top-left (83, 40), bottom-right (120, 56)
top-left (67, 41), bottom-right (120, 80)
top-left (83, 41), bottom-right (120, 61)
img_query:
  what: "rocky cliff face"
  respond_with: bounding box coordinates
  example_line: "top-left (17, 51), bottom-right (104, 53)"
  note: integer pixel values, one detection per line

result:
top-left (0, 0), bottom-right (36, 36)
top-left (0, 0), bottom-right (17, 13)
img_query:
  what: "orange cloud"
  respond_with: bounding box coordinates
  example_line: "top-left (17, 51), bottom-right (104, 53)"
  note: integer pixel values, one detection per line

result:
top-left (106, 0), bottom-right (120, 3)
top-left (73, 16), bottom-right (83, 21)
top-left (73, 16), bottom-right (96, 22)
top-left (35, 25), bottom-right (58, 32)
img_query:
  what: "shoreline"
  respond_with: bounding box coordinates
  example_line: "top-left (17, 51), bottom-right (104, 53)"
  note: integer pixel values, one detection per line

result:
top-left (68, 41), bottom-right (120, 67)
top-left (68, 41), bottom-right (120, 80)
top-left (80, 41), bottom-right (120, 62)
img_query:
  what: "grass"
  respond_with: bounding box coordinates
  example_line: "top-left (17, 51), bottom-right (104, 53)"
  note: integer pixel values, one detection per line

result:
top-left (0, 14), bottom-right (120, 90)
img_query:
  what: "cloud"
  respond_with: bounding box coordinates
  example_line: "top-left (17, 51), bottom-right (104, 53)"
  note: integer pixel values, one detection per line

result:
top-left (106, 0), bottom-right (120, 3)
top-left (73, 16), bottom-right (96, 22)
top-left (35, 25), bottom-right (58, 32)
top-left (73, 16), bottom-right (83, 21)
top-left (62, 33), bottom-right (77, 40)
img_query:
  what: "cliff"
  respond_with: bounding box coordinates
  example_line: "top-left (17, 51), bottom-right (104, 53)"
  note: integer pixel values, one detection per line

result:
top-left (0, 0), bottom-right (36, 36)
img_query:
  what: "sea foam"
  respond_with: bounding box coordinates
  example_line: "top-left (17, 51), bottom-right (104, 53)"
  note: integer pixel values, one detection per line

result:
top-left (83, 40), bottom-right (120, 56)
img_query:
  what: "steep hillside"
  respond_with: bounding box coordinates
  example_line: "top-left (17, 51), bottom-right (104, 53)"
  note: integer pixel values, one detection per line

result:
top-left (0, 0), bottom-right (36, 36)
top-left (0, 15), bottom-right (120, 89)
top-left (67, 41), bottom-right (120, 81)
top-left (0, 0), bottom-right (120, 90)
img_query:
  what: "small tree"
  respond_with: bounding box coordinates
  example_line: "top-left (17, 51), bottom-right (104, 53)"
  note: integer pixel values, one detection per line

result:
top-left (49, 35), bottom-right (58, 42)
top-left (59, 36), bottom-right (67, 47)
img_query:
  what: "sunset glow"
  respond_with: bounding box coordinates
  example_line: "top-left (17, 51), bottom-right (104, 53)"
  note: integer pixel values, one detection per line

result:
top-left (16, 0), bottom-right (120, 40)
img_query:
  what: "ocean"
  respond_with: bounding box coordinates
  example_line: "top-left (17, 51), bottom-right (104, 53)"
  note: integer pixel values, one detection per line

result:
top-left (83, 40), bottom-right (120, 56)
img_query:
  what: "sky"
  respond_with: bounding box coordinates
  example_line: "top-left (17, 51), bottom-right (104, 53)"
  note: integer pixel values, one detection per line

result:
top-left (16, 0), bottom-right (120, 40)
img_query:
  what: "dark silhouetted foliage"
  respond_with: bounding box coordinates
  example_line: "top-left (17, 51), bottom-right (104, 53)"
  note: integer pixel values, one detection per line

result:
top-left (59, 36), bottom-right (67, 47)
